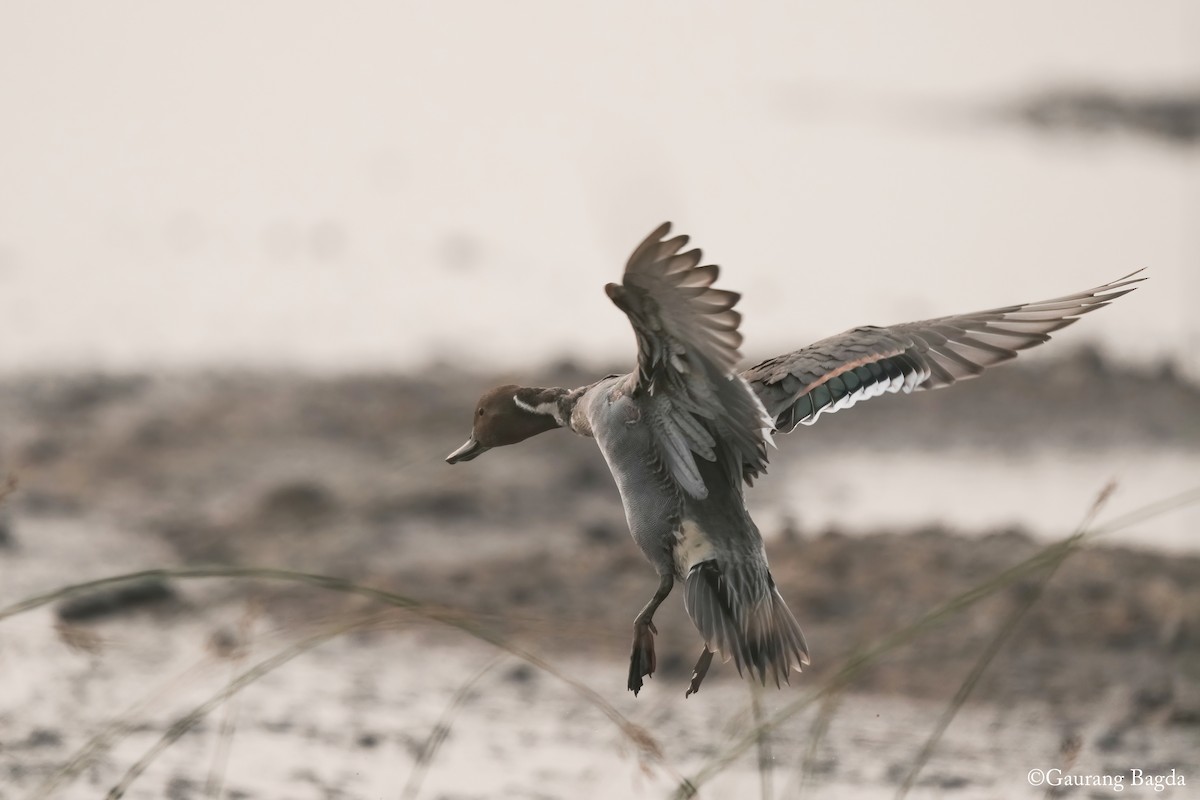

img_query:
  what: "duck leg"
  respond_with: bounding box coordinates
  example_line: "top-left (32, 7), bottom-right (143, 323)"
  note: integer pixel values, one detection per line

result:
top-left (685, 646), bottom-right (715, 697)
top-left (628, 574), bottom-right (674, 696)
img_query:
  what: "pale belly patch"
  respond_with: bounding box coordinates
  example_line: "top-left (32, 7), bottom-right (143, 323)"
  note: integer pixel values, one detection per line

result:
top-left (672, 519), bottom-right (716, 577)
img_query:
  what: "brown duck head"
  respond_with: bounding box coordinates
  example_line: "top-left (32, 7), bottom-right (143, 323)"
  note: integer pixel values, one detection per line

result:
top-left (445, 384), bottom-right (565, 464)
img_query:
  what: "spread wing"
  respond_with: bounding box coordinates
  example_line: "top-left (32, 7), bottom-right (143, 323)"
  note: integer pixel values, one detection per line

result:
top-left (606, 222), bottom-right (772, 499)
top-left (742, 271), bottom-right (1144, 432)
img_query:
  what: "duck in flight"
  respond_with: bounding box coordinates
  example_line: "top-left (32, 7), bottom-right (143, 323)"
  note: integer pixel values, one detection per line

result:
top-left (445, 223), bottom-right (1142, 697)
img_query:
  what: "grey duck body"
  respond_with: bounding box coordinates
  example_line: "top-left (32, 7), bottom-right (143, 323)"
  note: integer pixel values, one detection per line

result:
top-left (446, 221), bottom-right (1143, 697)
top-left (578, 374), bottom-right (766, 582)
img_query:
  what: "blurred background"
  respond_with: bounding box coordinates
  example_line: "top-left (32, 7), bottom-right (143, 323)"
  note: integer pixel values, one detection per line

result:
top-left (1, 2), bottom-right (1198, 799)
top-left (2, 2), bottom-right (1199, 374)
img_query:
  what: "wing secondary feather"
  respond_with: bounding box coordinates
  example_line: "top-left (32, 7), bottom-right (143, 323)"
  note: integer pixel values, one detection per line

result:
top-left (743, 271), bottom-right (1144, 431)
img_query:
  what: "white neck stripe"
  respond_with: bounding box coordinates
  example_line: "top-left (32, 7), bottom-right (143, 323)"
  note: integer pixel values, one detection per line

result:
top-left (513, 394), bottom-right (563, 425)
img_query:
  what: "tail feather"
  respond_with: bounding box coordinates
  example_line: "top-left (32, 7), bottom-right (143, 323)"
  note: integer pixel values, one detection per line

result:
top-left (684, 560), bottom-right (809, 687)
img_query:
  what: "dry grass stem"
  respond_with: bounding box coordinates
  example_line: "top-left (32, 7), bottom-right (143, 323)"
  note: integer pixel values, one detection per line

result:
top-left (893, 482), bottom-right (1116, 799)
top-left (673, 484), bottom-right (1198, 798)
top-left (0, 473), bottom-right (17, 505)
top-left (104, 617), bottom-right (373, 798)
top-left (204, 602), bottom-right (260, 799)
top-left (792, 681), bottom-right (844, 798)
top-left (0, 564), bottom-right (678, 784)
top-left (749, 682), bottom-right (774, 800)
top-left (401, 655), bottom-right (505, 800)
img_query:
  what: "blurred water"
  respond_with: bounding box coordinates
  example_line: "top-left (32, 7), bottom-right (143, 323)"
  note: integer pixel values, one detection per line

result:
top-left (0, 2), bottom-right (1197, 375)
top-left (760, 448), bottom-right (1200, 553)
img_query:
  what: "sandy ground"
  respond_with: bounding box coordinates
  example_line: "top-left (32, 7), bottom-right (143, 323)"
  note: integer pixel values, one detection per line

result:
top-left (1, 353), bottom-right (1199, 798)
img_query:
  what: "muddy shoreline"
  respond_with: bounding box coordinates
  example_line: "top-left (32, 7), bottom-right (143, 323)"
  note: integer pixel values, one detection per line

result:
top-left (1, 351), bottom-right (1196, 703)
top-left (1, 352), bottom-right (1198, 797)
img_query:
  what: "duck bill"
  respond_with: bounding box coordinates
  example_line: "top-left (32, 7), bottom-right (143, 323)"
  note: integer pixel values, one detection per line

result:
top-left (445, 436), bottom-right (489, 464)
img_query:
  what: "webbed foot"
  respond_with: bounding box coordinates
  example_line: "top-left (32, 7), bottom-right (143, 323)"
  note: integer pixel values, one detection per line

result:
top-left (628, 618), bottom-right (658, 695)
top-left (685, 646), bottom-right (715, 698)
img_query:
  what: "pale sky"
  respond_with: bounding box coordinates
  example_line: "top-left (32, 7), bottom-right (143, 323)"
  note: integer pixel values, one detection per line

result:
top-left (1, 1), bottom-right (1197, 374)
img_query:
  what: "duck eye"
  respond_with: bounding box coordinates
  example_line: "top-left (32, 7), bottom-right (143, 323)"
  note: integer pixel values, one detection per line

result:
top-left (477, 408), bottom-right (485, 417)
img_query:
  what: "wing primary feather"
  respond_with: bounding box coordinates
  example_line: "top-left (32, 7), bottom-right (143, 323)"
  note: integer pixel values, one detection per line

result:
top-left (742, 271), bottom-right (1142, 431)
